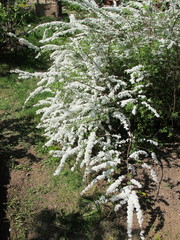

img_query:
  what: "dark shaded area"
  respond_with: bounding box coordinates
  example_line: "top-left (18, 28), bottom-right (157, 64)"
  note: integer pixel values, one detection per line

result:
top-left (0, 48), bottom-right (49, 73)
top-left (0, 116), bottom-right (44, 148)
top-left (144, 206), bottom-right (165, 236)
top-left (0, 115), bottom-right (45, 240)
top-left (0, 150), bottom-right (10, 240)
top-left (29, 207), bottom-right (129, 240)
top-left (30, 209), bottom-right (89, 240)
top-left (29, 196), bottom-right (143, 240)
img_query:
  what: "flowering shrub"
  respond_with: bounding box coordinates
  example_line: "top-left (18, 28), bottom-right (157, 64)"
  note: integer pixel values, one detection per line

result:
top-left (15, 0), bottom-right (179, 239)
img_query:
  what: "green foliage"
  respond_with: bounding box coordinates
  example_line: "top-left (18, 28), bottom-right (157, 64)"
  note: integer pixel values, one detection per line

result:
top-left (103, 3), bottom-right (180, 138)
top-left (0, 0), bottom-right (33, 48)
top-left (52, 168), bottom-right (83, 190)
top-left (138, 43), bottom-right (179, 137)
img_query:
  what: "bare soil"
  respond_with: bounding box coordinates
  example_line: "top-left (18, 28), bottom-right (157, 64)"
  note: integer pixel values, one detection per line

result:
top-left (144, 138), bottom-right (180, 240)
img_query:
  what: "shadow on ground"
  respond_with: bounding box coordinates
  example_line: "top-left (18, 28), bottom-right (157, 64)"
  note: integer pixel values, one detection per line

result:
top-left (0, 115), bottom-right (44, 240)
top-left (0, 149), bottom-right (10, 240)
top-left (29, 208), bottom-right (130, 240)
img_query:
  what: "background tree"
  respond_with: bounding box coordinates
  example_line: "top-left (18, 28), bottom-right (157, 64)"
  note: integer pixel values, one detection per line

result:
top-left (56, 0), bottom-right (62, 18)
top-left (0, 0), bottom-right (33, 51)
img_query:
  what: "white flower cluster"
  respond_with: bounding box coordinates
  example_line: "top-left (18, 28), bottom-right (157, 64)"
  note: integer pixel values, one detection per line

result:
top-left (18, 0), bottom-right (179, 239)
top-left (142, 163), bottom-right (158, 183)
top-left (7, 32), bottom-right (39, 51)
top-left (108, 182), bottom-right (144, 239)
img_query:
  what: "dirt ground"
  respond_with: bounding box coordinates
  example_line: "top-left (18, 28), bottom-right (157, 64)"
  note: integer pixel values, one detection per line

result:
top-left (144, 137), bottom-right (180, 240)
top-left (0, 112), bottom-right (180, 240)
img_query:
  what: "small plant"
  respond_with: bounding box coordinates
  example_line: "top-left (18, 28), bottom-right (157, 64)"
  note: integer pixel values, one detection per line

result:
top-left (14, 0), bottom-right (179, 239)
top-left (154, 234), bottom-right (162, 240)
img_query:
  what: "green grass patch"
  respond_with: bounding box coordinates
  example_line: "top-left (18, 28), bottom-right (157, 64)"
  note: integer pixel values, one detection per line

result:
top-left (0, 74), bottom-right (36, 113)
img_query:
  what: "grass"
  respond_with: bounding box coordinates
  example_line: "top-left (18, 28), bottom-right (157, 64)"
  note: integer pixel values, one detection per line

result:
top-left (0, 75), bottom-right (35, 113)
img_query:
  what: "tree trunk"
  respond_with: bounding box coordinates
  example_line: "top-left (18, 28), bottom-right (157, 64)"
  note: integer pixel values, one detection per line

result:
top-left (56, 0), bottom-right (62, 18)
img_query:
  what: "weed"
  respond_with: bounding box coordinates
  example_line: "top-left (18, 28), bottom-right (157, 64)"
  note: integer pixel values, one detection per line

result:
top-left (154, 234), bottom-right (162, 240)
top-left (167, 183), bottom-right (175, 189)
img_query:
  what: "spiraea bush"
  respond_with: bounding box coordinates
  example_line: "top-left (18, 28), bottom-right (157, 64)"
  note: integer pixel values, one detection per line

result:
top-left (13, 0), bottom-right (179, 239)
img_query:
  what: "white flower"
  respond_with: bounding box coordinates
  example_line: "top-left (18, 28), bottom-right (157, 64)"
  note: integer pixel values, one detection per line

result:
top-left (142, 163), bottom-right (158, 183)
top-left (106, 176), bottom-right (125, 195)
top-left (151, 152), bottom-right (158, 164)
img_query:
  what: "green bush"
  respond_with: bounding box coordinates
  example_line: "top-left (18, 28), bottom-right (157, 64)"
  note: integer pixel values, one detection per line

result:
top-left (0, 0), bottom-right (33, 49)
